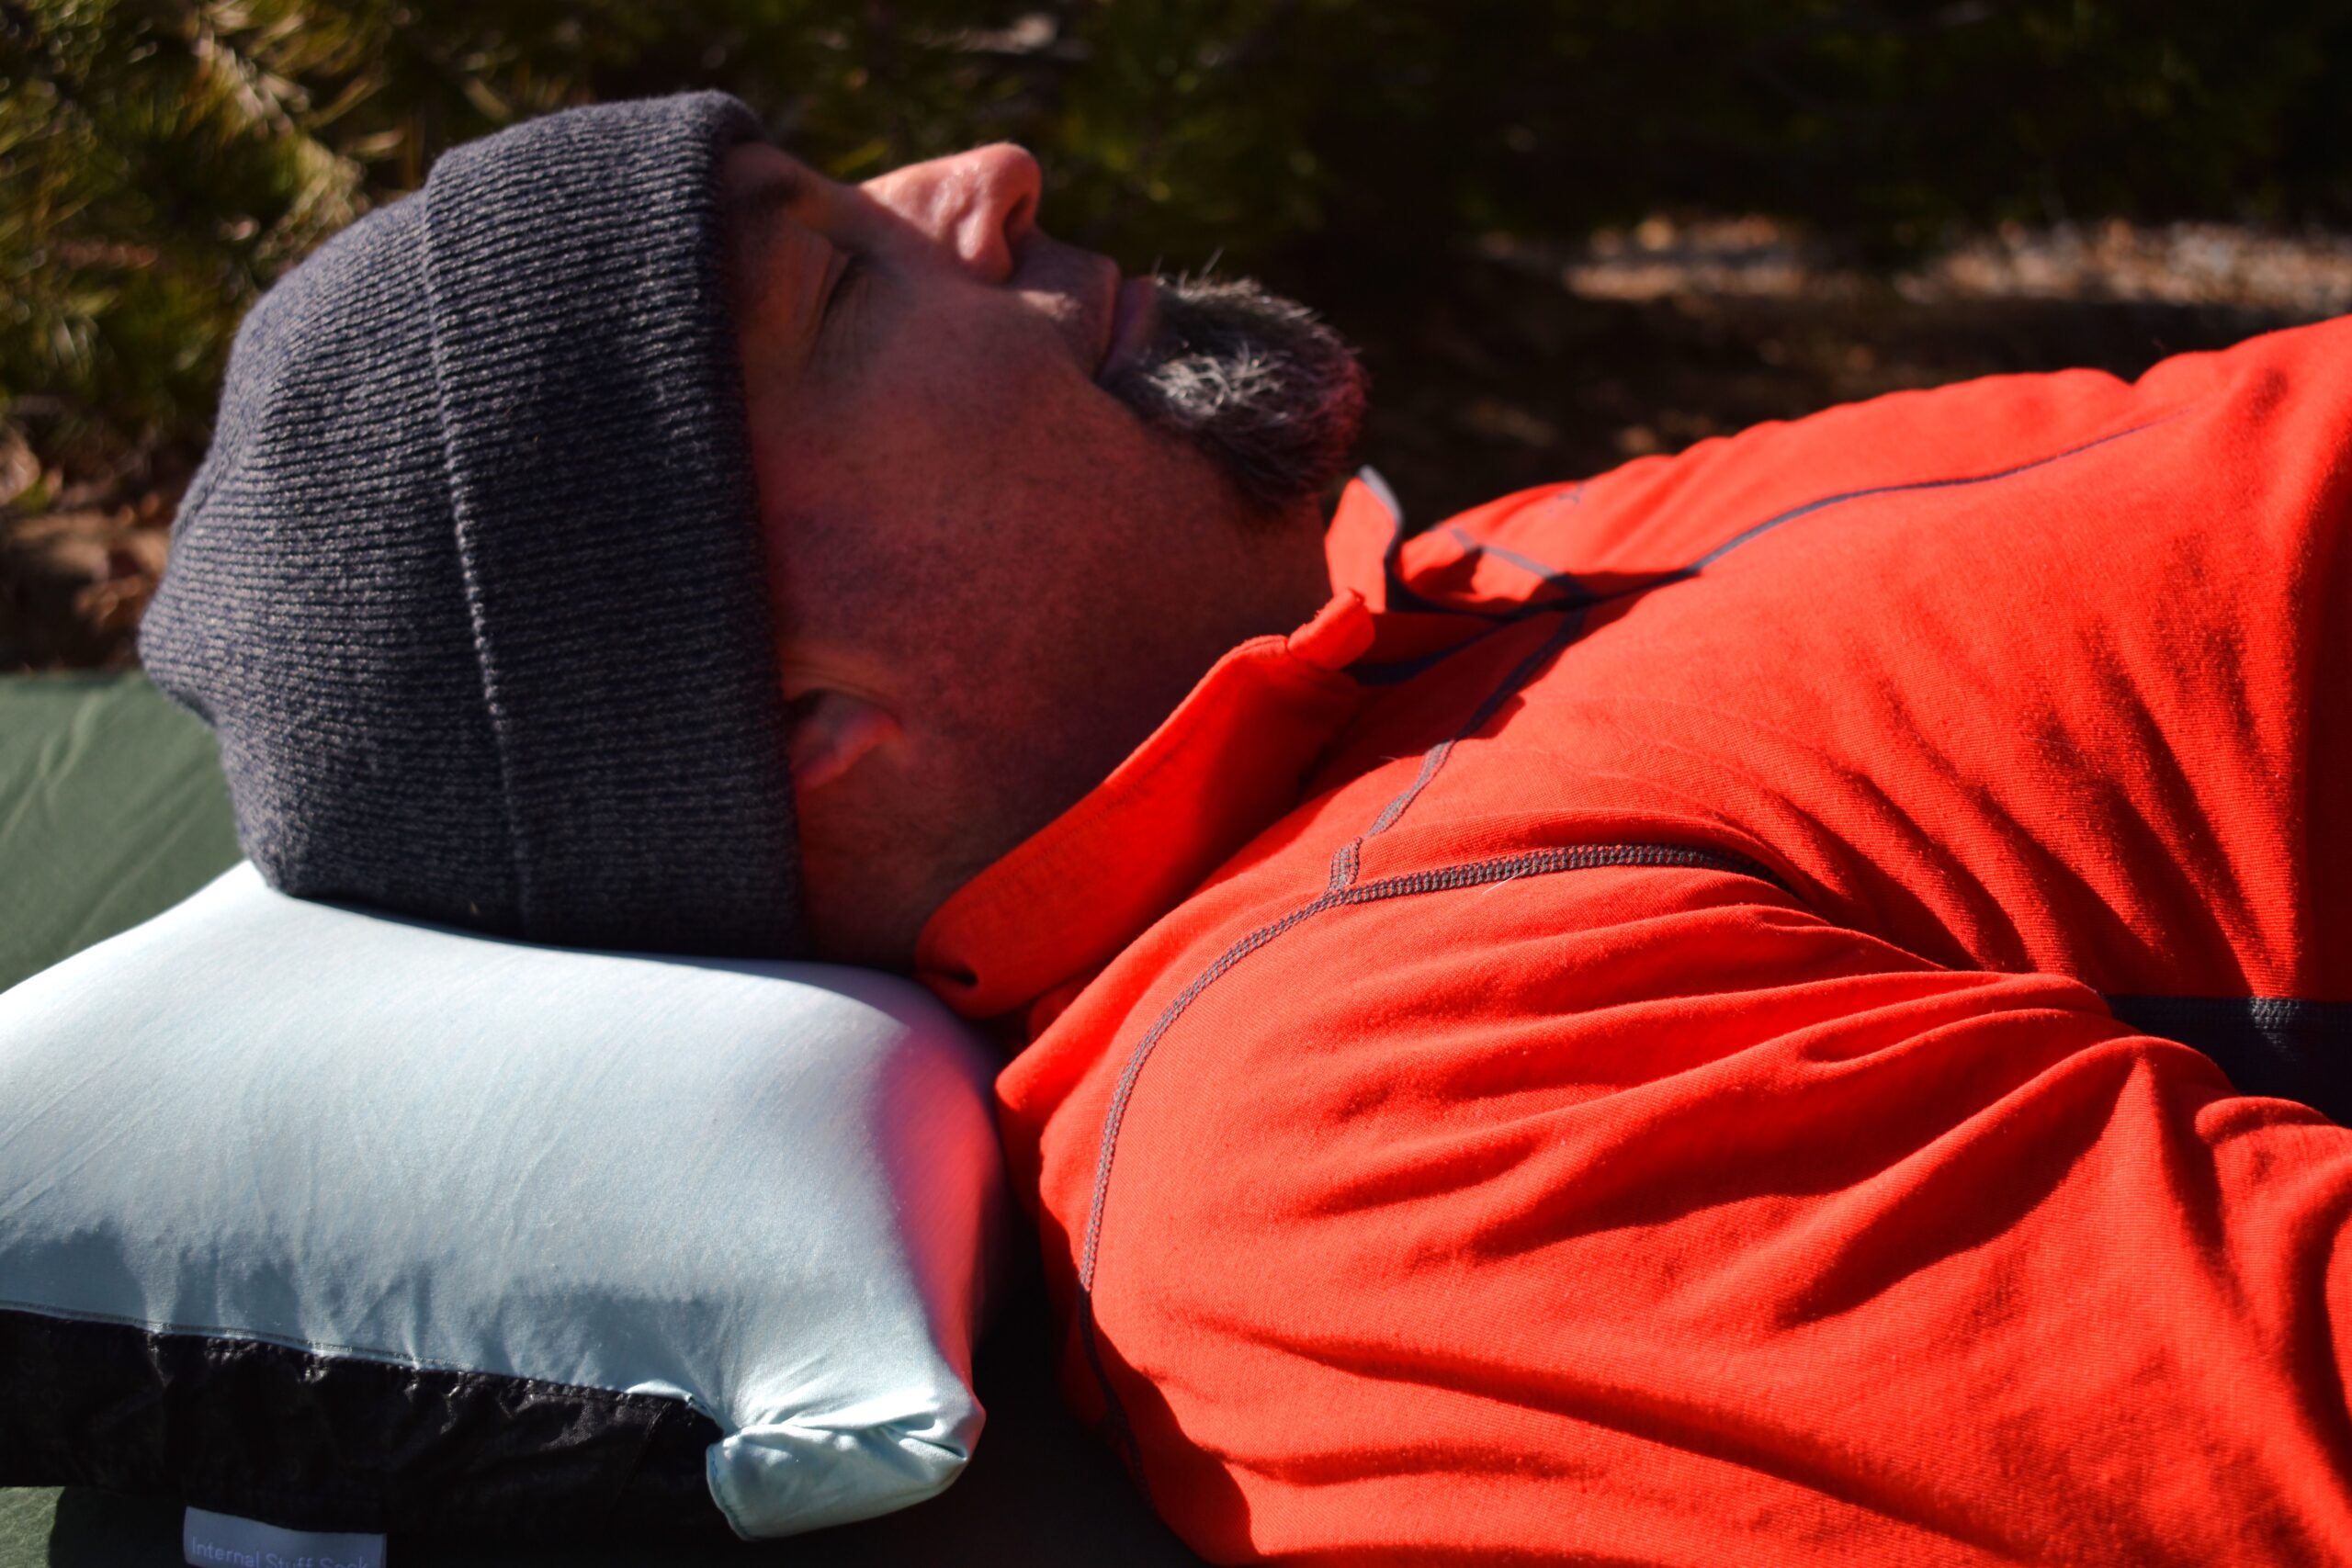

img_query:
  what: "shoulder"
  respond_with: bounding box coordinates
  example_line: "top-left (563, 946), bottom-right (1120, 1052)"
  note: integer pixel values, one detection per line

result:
top-left (1399, 314), bottom-right (2352, 593)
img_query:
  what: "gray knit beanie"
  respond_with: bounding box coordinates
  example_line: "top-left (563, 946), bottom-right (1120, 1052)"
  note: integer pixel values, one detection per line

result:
top-left (141, 92), bottom-right (804, 958)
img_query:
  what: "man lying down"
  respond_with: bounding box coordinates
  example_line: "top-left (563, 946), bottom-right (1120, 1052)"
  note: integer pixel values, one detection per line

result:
top-left (141, 92), bottom-right (2352, 1565)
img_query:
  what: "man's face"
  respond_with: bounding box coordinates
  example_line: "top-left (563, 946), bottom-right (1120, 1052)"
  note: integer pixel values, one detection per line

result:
top-left (725, 141), bottom-right (1363, 967)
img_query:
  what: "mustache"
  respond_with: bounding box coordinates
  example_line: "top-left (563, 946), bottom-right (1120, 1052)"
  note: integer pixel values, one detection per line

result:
top-left (1102, 275), bottom-right (1369, 520)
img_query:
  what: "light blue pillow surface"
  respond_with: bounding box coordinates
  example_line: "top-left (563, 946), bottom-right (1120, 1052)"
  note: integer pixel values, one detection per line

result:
top-left (0, 864), bottom-right (1009, 1539)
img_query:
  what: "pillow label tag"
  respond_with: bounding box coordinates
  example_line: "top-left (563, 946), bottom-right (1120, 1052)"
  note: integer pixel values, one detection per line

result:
top-left (183, 1507), bottom-right (387, 1568)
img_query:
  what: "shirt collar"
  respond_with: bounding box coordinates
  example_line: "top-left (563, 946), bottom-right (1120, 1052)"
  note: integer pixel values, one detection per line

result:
top-left (912, 587), bottom-right (1374, 1023)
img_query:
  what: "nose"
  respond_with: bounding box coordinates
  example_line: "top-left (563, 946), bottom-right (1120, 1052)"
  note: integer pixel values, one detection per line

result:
top-left (860, 143), bottom-right (1042, 284)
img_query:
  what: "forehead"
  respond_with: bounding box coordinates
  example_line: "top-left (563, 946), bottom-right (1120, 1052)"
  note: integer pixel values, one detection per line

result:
top-left (721, 143), bottom-right (823, 334)
top-left (722, 144), bottom-right (813, 258)
top-left (723, 142), bottom-right (814, 226)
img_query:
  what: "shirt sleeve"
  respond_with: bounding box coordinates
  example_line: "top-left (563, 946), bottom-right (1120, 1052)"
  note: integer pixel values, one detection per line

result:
top-left (1393, 319), bottom-right (2352, 1008)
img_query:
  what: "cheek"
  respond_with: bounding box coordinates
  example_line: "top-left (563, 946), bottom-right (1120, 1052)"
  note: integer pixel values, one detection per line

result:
top-left (779, 333), bottom-right (1146, 634)
top-left (789, 750), bottom-right (931, 960)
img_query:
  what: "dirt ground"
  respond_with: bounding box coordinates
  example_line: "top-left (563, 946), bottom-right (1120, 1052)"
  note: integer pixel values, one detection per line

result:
top-left (6, 217), bottom-right (2350, 671)
top-left (1348, 217), bottom-right (2352, 524)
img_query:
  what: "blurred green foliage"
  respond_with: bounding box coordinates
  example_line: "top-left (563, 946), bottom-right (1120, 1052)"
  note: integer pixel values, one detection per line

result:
top-left (4, 0), bottom-right (2348, 488)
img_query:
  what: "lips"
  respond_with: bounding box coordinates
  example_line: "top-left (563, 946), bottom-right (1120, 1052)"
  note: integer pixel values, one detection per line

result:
top-left (1095, 272), bottom-right (1159, 383)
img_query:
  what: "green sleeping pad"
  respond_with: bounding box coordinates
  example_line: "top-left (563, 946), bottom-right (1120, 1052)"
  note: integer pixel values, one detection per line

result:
top-left (0, 674), bottom-right (240, 994)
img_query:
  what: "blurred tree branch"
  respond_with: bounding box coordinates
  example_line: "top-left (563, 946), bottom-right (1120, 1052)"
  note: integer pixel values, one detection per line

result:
top-left (0, 0), bottom-right (2345, 519)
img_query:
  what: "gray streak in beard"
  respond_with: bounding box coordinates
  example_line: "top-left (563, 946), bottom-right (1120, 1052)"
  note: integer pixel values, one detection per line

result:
top-left (1102, 276), bottom-right (1370, 520)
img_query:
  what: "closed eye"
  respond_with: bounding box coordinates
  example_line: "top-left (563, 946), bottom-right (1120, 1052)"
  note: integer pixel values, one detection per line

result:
top-left (821, 250), bottom-right (868, 330)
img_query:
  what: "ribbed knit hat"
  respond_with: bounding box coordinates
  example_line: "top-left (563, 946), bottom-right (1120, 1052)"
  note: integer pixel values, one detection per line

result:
top-left (141, 92), bottom-right (804, 958)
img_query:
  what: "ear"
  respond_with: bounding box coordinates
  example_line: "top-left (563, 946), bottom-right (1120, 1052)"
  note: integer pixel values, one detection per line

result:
top-left (787, 690), bottom-right (902, 792)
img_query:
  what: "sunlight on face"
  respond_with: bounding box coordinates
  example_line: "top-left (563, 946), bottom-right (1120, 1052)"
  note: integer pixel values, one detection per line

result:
top-left (722, 141), bottom-right (1361, 965)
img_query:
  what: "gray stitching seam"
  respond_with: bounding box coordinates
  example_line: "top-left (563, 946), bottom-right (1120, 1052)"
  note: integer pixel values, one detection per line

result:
top-left (1074, 840), bottom-right (1792, 1472)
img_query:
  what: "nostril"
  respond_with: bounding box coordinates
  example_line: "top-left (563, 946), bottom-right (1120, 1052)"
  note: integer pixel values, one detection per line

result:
top-left (967, 144), bottom-right (1043, 276)
top-left (1001, 164), bottom-right (1039, 235)
top-left (864, 143), bottom-right (1045, 282)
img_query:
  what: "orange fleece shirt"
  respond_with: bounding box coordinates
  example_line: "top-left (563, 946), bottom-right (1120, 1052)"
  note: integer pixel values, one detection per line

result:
top-left (922, 318), bottom-right (2352, 1565)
